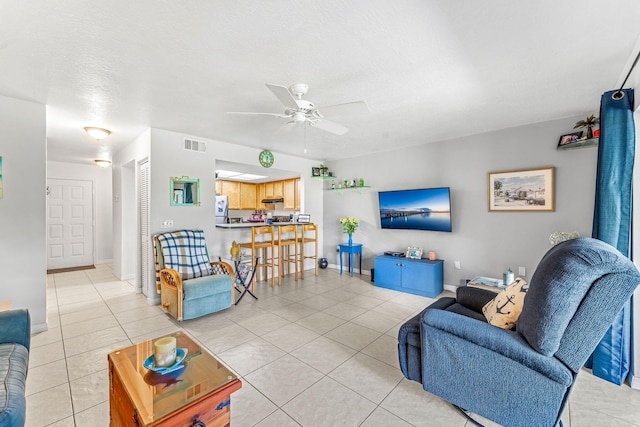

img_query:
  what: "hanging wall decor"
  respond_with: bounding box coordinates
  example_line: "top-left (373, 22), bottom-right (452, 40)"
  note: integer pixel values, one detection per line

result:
top-left (488, 167), bottom-right (555, 212)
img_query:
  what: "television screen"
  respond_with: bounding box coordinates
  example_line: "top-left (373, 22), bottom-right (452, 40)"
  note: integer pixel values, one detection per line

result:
top-left (378, 187), bottom-right (452, 232)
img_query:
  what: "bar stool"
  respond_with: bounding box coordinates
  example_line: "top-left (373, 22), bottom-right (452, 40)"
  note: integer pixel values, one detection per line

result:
top-left (276, 225), bottom-right (299, 286)
top-left (299, 224), bottom-right (319, 279)
top-left (239, 226), bottom-right (276, 287)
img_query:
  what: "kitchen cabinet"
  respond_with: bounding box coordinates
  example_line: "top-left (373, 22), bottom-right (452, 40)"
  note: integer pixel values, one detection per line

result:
top-left (283, 179), bottom-right (296, 210)
top-left (215, 180), bottom-right (222, 195)
top-left (240, 183), bottom-right (257, 210)
top-left (374, 255), bottom-right (443, 298)
top-left (273, 180), bottom-right (283, 198)
top-left (264, 182), bottom-right (274, 199)
top-left (295, 178), bottom-right (301, 210)
top-left (221, 181), bottom-right (240, 210)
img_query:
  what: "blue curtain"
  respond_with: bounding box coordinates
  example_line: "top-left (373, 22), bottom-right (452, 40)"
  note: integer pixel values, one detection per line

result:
top-left (588, 88), bottom-right (635, 384)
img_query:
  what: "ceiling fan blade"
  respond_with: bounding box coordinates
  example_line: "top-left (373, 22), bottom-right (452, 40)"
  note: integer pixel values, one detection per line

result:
top-left (310, 118), bottom-right (349, 135)
top-left (265, 83), bottom-right (299, 110)
top-left (317, 101), bottom-right (369, 117)
top-left (227, 111), bottom-right (289, 118)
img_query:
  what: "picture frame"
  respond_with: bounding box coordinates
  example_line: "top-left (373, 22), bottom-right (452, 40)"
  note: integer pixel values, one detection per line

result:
top-left (406, 246), bottom-right (423, 259)
top-left (488, 167), bottom-right (555, 212)
top-left (311, 167), bottom-right (321, 177)
top-left (557, 131), bottom-right (584, 148)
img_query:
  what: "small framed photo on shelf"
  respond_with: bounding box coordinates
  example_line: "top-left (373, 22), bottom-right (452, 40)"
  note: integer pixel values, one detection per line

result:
top-left (557, 131), bottom-right (584, 148)
top-left (406, 247), bottom-right (423, 259)
top-left (311, 167), bottom-right (321, 177)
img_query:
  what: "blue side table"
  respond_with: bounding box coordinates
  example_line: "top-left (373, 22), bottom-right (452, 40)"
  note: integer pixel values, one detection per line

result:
top-left (339, 243), bottom-right (363, 277)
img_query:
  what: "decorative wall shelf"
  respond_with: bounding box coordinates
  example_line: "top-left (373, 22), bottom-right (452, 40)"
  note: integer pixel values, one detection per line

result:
top-left (557, 137), bottom-right (598, 150)
top-left (311, 175), bottom-right (334, 180)
top-left (327, 186), bottom-right (371, 194)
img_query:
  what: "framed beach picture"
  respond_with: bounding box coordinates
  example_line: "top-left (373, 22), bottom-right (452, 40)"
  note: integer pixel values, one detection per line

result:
top-left (488, 167), bottom-right (554, 212)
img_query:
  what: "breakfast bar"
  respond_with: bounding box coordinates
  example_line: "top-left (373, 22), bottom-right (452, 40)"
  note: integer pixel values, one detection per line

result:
top-left (216, 222), bottom-right (318, 284)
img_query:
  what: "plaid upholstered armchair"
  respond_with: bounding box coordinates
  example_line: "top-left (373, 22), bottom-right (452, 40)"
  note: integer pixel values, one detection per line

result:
top-left (153, 229), bottom-right (234, 320)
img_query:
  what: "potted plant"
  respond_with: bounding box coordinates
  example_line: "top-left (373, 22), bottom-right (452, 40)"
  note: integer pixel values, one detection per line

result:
top-left (574, 115), bottom-right (600, 140)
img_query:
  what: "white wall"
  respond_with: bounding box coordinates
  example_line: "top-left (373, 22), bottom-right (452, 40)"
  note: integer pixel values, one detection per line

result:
top-left (323, 115), bottom-right (597, 288)
top-left (47, 161), bottom-right (113, 264)
top-left (112, 129), bottom-right (151, 283)
top-left (0, 95), bottom-right (47, 332)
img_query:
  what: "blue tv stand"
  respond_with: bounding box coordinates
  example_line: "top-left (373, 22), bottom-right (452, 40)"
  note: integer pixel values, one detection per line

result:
top-left (374, 255), bottom-right (444, 298)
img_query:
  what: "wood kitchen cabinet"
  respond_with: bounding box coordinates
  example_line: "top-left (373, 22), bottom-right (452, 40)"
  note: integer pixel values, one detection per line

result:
top-left (295, 178), bottom-right (301, 210)
top-left (240, 182), bottom-right (257, 210)
top-left (283, 179), bottom-right (296, 209)
top-left (273, 180), bottom-right (284, 198)
top-left (221, 181), bottom-right (240, 210)
top-left (264, 182), bottom-right (274, 199)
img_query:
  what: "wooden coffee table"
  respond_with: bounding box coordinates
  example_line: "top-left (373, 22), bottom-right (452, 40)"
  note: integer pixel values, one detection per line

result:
top-left (108, 331), bottom-right (242, 426)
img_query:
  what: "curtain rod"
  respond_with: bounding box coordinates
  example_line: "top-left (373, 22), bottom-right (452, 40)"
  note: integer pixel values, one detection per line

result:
top-left (613, 49), bottom-right (640, 100)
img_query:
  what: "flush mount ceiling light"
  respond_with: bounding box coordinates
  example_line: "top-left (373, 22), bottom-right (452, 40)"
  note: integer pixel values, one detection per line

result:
top-left (84, 127), bottom-right (111, 140)
top-left (94, 159), bottom-right (112, 168)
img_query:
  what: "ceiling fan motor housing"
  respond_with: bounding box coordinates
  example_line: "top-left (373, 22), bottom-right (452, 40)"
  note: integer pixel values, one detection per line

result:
top-left (289, 83), bottom-right (309, 98)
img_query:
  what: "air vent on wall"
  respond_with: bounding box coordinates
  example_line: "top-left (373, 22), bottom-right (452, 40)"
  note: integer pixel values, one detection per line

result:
top-left (184, 138), bottom-right (207, 153)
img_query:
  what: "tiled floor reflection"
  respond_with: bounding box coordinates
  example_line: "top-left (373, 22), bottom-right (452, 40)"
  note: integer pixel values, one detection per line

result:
top-left (27, 265), bottom-right (640, 426)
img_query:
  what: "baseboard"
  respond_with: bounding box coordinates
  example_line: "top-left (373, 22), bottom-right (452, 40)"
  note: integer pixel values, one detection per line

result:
top-left (96, 258), bottom-right (113, 265)
top-left (147, 295), bottom-right (160, 306)
top-left (327, 263), bottom-right (369, 275)
top-left (631, 373), bottom-right (640, 390)
top-left (31, 322), bottom-right (48, 334)
top-left (119, 274), bottom-right (136, 281)
top-left (443, 284), bottom-right (457, 293)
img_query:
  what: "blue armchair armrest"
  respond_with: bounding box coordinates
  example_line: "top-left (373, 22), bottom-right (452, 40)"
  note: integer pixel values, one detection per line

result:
top-left (0, 309), bottom-right (30, 351)
top-left (422, 308), bottom-right (571, 385)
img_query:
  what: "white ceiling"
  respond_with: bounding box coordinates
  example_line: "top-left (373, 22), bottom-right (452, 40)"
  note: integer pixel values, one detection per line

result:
top-left (1, 1), bottom-right (639, 165)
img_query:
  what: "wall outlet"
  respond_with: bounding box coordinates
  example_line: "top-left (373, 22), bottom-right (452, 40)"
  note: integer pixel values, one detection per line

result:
top-left (336, 245), bottom-right (340, 252)
top-left (161, 220), bottom-right (174, 229)
top-left (518, 266), bottom-right (526, 276)
top-left (454, 261), bottom-right (461, 270)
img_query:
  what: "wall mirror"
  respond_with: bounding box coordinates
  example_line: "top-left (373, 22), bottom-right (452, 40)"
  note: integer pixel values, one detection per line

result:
top-left (170, 176), bottom-right (200, 206)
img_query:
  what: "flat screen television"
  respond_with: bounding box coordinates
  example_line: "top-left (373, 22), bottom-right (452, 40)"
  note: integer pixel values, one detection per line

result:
top-left (378, 187), bottom-right (452, 232)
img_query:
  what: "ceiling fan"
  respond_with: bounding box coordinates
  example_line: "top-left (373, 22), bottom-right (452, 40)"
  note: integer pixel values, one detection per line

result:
top-left (227, 83), bottom-right (369, 135)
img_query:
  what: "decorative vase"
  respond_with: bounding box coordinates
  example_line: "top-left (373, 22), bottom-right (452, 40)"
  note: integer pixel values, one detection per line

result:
top-left (348, 233), bottom-right (353, 246)
top-left (586, 126), bottom-right (594, 139)
top-left (230, 241), bottom-right (240, 258)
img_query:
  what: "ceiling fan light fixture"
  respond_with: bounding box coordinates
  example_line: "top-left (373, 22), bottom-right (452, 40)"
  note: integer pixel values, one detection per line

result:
top-left (94, 159), bottom-right (112, 168)
top-left (84, 127), bottom-right (111, 140)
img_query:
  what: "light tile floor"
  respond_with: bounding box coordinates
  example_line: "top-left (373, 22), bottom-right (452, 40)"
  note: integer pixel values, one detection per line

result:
top-left (27, 264), bottom-right (640, 426)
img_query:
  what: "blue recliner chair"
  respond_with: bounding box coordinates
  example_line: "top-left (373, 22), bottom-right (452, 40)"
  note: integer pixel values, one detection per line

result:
top-left (398, 238), bottom-right (640, 427)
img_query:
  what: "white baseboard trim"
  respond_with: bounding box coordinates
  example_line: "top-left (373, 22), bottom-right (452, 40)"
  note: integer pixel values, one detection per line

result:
top-left (147, 295), bottom-right (160, 306)
top-left (96, 259), bottom-right (113, 265)
top-left (119, 274), bottom-right (136, 281)
top-left (31, 322), bottom-right (48, 334)
top-left (631, 373), bottom-right (640, 390)
top-left (327, 263), bottom-right (370, 275)
top-left (443, 284), bottom-right (457, 293)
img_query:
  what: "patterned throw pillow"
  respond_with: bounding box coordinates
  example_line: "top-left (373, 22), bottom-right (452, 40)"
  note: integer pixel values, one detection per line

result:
top-left (482, 277), bottom-right (529, 329)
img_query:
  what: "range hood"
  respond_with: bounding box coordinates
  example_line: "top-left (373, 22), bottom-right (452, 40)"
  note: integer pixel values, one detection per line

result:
top-left (261, 197), bottom-right (284, 204)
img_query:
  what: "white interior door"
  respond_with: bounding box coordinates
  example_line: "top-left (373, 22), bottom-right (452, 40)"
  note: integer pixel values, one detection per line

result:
top-left (47, 178), bottom-right (94, 269)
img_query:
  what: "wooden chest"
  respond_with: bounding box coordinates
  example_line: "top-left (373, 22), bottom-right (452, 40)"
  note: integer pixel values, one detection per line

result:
top-left (108, 332), bottom-right (241, 426)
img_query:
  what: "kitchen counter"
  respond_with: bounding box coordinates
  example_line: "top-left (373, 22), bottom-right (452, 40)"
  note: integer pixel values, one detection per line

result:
top-left (216, 222), bottom-right (311, 229)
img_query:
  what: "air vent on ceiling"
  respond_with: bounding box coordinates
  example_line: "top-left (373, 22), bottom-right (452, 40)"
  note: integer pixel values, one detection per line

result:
top-left (184, 138), bottom-right (207, 153)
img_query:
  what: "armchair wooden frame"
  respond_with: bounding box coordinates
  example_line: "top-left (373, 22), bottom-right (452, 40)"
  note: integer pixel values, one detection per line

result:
top-left (160, 260), bottom-right (234, 321)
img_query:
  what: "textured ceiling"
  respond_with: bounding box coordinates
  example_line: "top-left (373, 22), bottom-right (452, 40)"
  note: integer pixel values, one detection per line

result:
top-left (1, 1), bottom-right (639, 165)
